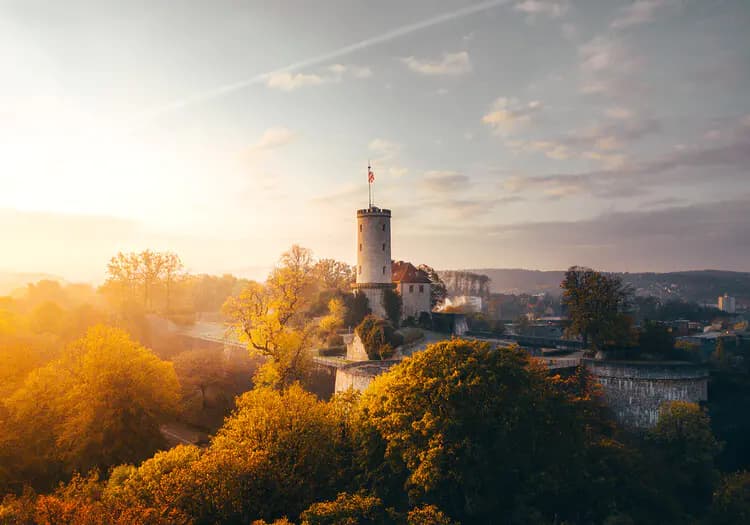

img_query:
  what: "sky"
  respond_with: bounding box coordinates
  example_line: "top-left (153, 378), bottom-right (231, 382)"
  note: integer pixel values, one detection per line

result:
top-left (1, 0), bottom-right (749, 282)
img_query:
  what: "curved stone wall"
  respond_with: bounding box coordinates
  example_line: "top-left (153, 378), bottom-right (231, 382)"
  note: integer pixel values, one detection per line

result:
top-left (584, 359), bottom-right (709, 429)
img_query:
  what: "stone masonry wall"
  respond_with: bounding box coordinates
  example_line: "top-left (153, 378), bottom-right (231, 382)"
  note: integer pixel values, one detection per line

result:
top-left (584, 359), bottom-right (709, 429)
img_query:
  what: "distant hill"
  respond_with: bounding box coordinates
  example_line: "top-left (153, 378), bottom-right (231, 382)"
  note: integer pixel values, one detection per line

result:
top-left (446, 269), bottom-right (750, 303)
top-left (0, 272), bottom-right (63, 296)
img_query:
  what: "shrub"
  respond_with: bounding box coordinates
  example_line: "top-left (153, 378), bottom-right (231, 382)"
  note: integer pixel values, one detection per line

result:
top-left (397, 327), bottom-right (424, 346)
top-left (417, 312), bottom-right (432, 330)
top-left (319, 346), bottom-right (346, 357)
top-left (356, 315), bottom-right (403, 360)
top-left (326, 333), bottom-right (345, 348)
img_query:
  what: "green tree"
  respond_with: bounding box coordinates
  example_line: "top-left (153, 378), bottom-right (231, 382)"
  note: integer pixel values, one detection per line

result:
top-left (343, 292), bottom-right (370, 329)
top-left (352, 339), bottom-right (604, 523)
top-left (382, 288), bottom-right (403, 327)
top-left (638, 320), bottom-right (675, 358)
top-left (649, 401), bottom-right (722, 516)
top-left (710, 471), bottom-right (750, 525)
top-left (561, 266), bottom-right (635, 352)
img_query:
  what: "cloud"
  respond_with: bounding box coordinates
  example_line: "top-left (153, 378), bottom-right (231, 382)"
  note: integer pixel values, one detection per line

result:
top-left (250, 127), bottom-right (297, 151)
top-left (505, 139), bottom-right (572, 160)
top-left (421, 171), bottom-right (470, 193)
top-left (388, 167), bottom-right (409, 178)
top-left (265, 63), bottom-right (372, 91)
top-left (401, 51), bottom-right (472, 76)
top-left (610, 0), bottom-right (680, 30)
top-left (265, 71), bottom-right (327, 91)
top-left (605, 106), bottom-right (633, 120)
top-left (578, 36), bottom-right (641, 97)
top-left (503, 129), bottom-right (750, 199)
top-left (482, 97), bottom-right (542, 135)
top-left (513, 0), bottom-right (569, 18)
top-left (473, 197), bottom-right (750, 271)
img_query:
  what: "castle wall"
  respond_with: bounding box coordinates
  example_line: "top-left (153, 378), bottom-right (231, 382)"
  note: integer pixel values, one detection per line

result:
top-left (346, 333), bottom-right (370, 361)
top-left (584, 359), bottom-right (709, 429)
top-left (334, 360), bottom-right (399, 393)
top-left (398, 282), bottom-right (432, 319)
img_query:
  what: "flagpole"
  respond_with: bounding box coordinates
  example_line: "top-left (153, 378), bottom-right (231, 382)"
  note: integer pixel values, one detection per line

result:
top-left (368, 162), bottom-right (372, 208)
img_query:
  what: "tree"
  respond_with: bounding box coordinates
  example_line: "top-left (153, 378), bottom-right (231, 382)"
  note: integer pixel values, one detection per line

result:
top-left (352, 339), bottom-right (606, 523)
top-left (104, 250), bottom-right (183, 312)
top-left (710, 471), bottom-right (750, 525)
top-left (649, 401), bottom-right (722, 516)
top-left (319, 298), bottom-right (346, 338)
top-left (161, 252), bottom-right (184, 313)
top-left (343, 292), bottom-right (370, 329)
top-left (172, 348), bottom-right (226, 410)
top-left (314, 259), bottom-right (355, 292)
top-left (223, 246), bottom-right (317, 388)
top-left (638, 320), bottom-right (675, 358)
top-left (3, 326), bottom-right (180, 488)
top-left (300, 492), bottom-right (388, 525)
top-left (417, 265), bottom-right (447, 309)
top-left (355, 315), bottom-right (402, 360)
top-left (561, 266), bottom-right (635, 352)
top-left (382, 288), bottom-right (402, 327)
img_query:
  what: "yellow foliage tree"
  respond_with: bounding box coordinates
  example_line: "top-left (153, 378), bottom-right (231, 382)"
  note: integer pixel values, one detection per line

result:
top-left (223, 246), bottom-right (317, 387)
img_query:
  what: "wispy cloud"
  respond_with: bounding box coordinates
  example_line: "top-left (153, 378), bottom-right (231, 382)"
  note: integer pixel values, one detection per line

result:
top-left (401, 51), bottom-right (472, 76)
top-left (513, 0), bottom-right (569, 19)
top-left (482, 97), bottom-right (542, 135)
top-left (421, 171), bottom-right (470, 193)
top-left (610, 0), bottom-right (680, 30)
top-left (265, 72), bottom-right (327, 92)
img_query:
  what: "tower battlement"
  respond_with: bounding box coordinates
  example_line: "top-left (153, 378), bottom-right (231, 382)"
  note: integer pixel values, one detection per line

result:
top-left (357, 207), bottom-right (391, 217)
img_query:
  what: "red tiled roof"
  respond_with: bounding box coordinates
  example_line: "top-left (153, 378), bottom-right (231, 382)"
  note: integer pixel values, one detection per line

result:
top-left (392, 261), bottom-right (431, 284)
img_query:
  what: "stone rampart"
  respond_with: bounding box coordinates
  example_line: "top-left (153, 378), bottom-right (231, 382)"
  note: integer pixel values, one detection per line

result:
top-left (583, 359), bottom-right (709, 429)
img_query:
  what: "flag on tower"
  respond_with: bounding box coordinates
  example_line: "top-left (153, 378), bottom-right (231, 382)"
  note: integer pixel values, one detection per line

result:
top-left (368, 168), bottom-right (375, 183)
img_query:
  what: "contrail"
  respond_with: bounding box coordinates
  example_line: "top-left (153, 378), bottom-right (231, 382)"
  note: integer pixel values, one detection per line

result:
top-left (136, 0), bottom-right (510, 122)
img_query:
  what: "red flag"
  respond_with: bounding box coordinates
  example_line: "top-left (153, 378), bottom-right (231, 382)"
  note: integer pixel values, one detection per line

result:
top-left (368, 169), bottom-right (375, 183)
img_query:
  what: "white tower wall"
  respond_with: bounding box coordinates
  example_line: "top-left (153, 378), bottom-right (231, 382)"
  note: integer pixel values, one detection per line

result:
top-left (352, 207), bottom-right (392, 319)
top-left (356, 208), bottom-right (392, 284)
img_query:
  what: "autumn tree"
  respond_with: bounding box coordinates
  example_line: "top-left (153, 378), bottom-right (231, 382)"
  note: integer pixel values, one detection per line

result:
top-left (223, 246), bottom-right (318, 387)
top-left (314, 259), bottom-right (355, 292)
top-left (2, 326), bottom-right (180, 489)
top-left (561, 266), bottom-right (635, 352)
top-left (172, 347), bottom-right (227, 410)
top-left (710, 470), bottom-right (750, 525)
top-left (103, 250), bottom-right (184, 312)
top-left (381, 288), bottom-right (402, 327)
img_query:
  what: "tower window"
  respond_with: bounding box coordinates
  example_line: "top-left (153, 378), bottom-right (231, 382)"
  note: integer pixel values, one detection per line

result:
top-left (359, 224), bottom-right (362, 232)
top-left (359, 243), bottom-right (362, 251)
top-left (382, 266), bottom-right (386, 274)
top-left (382, 224), bottom-right (386, 232)
top-left (419, 285), bottom-right (424, 293)
top-left (409, 285), bottom-right (414, 293)
top-left (382, 243), bottom-right (385, 251)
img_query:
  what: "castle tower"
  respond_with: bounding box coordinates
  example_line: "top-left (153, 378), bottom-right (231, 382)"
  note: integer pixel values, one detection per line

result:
top-left (352, 206), bottom-right (392, 318)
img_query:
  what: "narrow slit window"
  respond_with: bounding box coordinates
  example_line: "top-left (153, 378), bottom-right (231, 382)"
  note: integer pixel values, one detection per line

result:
top-left (419, 285), bottom-right (424, 293)
top-left (382, 224), bottom-right (386, 231)
top-left (382, 243), bottom-right (385, 251)
top-left (382, 266), bottom-right (386, 274)
top-left (409, 285), bottom-right (414, 293)
top-left (359, 243), bottom-right (362, 251)
top-left (359, 224), bottom-right (362, 232)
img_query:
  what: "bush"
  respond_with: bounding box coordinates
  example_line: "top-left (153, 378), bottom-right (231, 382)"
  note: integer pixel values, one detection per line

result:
top-left (417, 312), bottom-right (432, 330)
top-left (326, 333), bottom-right (345, 348)
top-left (319, 346), bottom-right (346, 357)
top-left (356, 315), bottom-right (403, 360)
top-left (397, 327), bottom-right (424, 346)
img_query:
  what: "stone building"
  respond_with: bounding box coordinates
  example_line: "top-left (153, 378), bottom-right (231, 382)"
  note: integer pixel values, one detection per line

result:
top-left (392, 261), bottom-right (432, 320)
top-left (351, 204), bottom-right (432, 322)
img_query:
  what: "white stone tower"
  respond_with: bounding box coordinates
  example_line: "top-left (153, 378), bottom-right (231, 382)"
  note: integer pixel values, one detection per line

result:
top-left (352, 206), bottom-right (392, 318)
